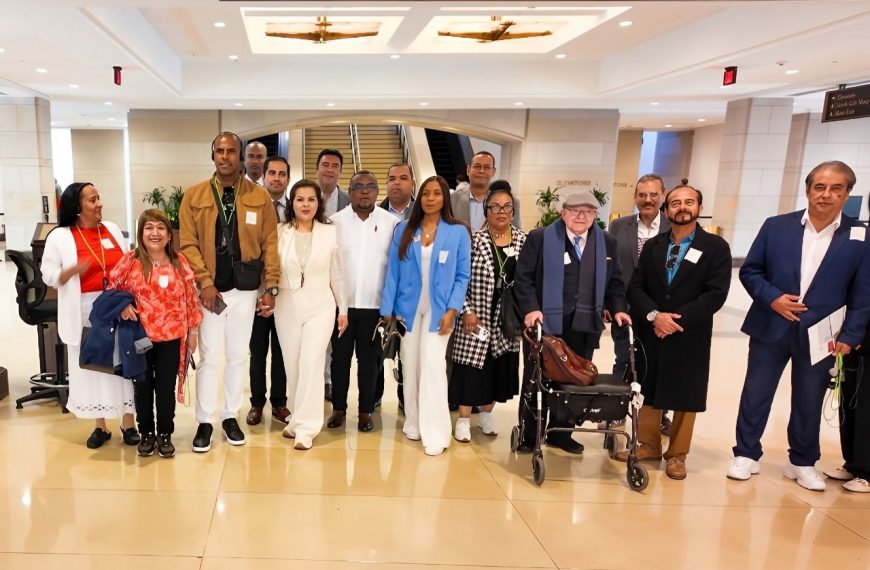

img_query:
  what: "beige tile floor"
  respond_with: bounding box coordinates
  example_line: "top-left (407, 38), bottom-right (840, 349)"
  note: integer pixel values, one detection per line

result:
top-left (1, 262), bottom-right (868, 570)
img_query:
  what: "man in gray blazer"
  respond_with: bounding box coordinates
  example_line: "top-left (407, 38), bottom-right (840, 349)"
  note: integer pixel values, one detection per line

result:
top-left (451, 151), bottom-right (521, 230)
top-left (316, 147), bottom-right (351, 218)
top-left (608, 173), bottom-right (672, 429)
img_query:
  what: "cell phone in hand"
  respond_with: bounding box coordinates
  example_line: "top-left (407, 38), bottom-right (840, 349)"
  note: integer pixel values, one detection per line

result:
top-left (469, 324), bottom-right (490, 342)
top-left (213, 296), bottom-right (227, 315)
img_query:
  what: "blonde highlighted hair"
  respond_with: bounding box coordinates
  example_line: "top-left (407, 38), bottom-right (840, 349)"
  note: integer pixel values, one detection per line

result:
top-left (135, 208), bottom-right (183, 280)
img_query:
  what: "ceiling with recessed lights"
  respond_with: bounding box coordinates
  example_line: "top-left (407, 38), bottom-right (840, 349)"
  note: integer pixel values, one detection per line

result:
top-left (0, 1), bottom-right (868, 131)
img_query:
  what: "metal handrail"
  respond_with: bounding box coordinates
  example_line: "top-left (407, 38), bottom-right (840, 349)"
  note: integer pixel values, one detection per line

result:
top-left (398, 124), bottom-right (410, 166)
top-left (349, 123), bottom-right (361, 173)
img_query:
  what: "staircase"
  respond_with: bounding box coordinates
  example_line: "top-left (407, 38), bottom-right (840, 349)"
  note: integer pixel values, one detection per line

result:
top-left (303, 125), bottom-right (354, 189)
top-left (303, 124), bottom-right (404, 190)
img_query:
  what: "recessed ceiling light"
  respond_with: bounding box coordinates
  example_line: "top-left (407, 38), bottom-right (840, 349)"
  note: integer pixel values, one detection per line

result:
top-left (228, 54), bottom-right (239, 61)
top-left (419, 102), bottom-right (428, 106)
top-left (234, 102), bottom-right (243, 107)
top-left (213, 21), bottom-right (226, 28)
top-left (69, 83), bottom-right (79, 89)
top-left (326, 102), bottom-right (336, 107)
top-left (50, 121), bottom-right (57, 126)
top-left (390, 54), bottom-right (400, 60)
top-left (698, 118), bottom-right (707, 122)
top-left (104, 101), bottom-right (113, 106)
top-left (108, 117), bottom-right (116, 122)
top-left (35, 67), bottom-right (47, 73)
top-left (619, 20), bottom-right (633, 28)
top-left (664, 124), bottom-right (673, 128)
top-left (514, 101), bottom-right (524, 106)
top-left (0, 48), bottom-right (6, 54)
top-left (650, 101), bottom-right (659, 106)
top-left (555, 53), bottom-right (567, 60)
top-left (785, 69), bottom-right (799, 75)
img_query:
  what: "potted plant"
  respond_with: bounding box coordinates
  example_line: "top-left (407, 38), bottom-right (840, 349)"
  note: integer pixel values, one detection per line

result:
top-left (534, 185), bottom-right (562, 228)
top-left (142, 185), bottom-right (185, 248)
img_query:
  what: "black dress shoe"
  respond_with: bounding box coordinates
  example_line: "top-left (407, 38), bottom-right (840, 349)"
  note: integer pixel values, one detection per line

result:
top-left (358, 412), bottom-right (374, 432)
top-left (449, 403), bottom-right (459, 412)
top-left (326, 411), bottom-right (346, 429)
top-left (222, 418), bottom-right (246, 446)
top-left (138, 433), bottom-right (156, 456)
top-left (546, 436), bottom-right (584, 455)
top-left (86, 428), bottom-right (112, 449)
top-left (121, 426), bottom-right (141, 446)
top-left (192, 423), bottom-right (213, 453)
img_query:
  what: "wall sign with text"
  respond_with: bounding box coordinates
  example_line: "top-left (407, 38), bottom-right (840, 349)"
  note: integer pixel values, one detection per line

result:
top-left (822, 84), bottom-right (870, 123)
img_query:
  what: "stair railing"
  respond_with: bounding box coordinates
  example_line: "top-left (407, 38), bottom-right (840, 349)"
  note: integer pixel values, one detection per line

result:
top-left (349, 123), bottom-right (361, 173)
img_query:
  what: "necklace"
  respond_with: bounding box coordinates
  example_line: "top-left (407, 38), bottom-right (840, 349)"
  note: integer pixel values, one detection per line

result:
top-left (422, 224), bottom-right (437, 240)
top-left (76, 223), bottom-right (108, 289)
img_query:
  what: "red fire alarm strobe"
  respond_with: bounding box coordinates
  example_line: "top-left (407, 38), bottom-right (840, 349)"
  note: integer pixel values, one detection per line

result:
top-left (723, 66), bottom-right (737, 86)
top-left (113, 66), bottom-right (122, 86)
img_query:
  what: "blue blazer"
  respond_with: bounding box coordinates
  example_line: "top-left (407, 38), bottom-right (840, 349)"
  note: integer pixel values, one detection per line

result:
top-left (380, 219), bottom-right (471, 333)
top-left (740, 210), bottom-right (870, 347)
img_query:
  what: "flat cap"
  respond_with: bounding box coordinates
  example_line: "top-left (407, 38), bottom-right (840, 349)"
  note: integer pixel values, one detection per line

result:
top-left (561, 188), bottom-right (599, 209)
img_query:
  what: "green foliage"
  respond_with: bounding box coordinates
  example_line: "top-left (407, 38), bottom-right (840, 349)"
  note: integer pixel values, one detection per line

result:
top-left (142, 185), bottom-right (184, 230)
top-left (534, 186), bottom-right (562, 228)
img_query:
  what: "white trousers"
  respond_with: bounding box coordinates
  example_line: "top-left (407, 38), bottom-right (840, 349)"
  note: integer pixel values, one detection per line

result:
top-left (401, 309), bottom-right (451, 451)
top-left (196, 288), bottom-right (258, 424)
top-left (274, 289), bottom-right (335, 446)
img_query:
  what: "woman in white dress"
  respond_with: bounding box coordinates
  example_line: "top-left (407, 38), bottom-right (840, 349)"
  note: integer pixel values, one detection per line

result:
top-left (41, 182), bottom-right (139, 449)
top-left (272, 179), bottom-right (348, 450)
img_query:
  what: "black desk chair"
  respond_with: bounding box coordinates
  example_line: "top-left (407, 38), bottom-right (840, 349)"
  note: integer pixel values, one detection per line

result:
top-left (8, 250), bottom-right (69, 412)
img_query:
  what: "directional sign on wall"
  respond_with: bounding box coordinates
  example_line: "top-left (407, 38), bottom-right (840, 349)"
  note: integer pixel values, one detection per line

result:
top-left (822, 84), bottom-right (870, 123)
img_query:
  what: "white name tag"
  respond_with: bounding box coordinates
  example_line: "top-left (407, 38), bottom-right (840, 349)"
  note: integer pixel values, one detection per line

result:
top-left (564, 252), bottom-right (572, 265)
top-left (246, 211), bottom-right (257, 225)
top-left (850, 227), bottom-right (866, 241)
top-left (439, 250), bottom-right (449, 264)
top-left (158, 274), bottom-right (169, 289)
top-left (684, 248), bottom-right (702, 264)
top-left (101, 238), bottom-right (115, 249)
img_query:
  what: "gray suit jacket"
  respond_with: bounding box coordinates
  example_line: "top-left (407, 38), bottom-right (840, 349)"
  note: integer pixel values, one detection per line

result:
top-left (336, 188), bottom-right (351, 212)
top-left (450, 188), bottom-right (522, 231)
top-left (607, 212), bottom-right (671, 285)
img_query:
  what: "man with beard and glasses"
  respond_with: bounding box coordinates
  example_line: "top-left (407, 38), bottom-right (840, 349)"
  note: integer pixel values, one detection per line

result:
top-left (246, 156), bottom-right (291, 427)
top-left (329, 170), bottom-right (400, 432)
top-left (616, 182), bottom-right (732, 480)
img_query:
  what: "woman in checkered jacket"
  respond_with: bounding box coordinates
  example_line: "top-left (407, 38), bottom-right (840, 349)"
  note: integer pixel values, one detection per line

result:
top-left (451, 184), bottom-right (527, 443)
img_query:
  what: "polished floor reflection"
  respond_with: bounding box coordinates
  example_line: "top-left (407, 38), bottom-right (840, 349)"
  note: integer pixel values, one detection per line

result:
top-left (1, 264), bottom-right (867, 569)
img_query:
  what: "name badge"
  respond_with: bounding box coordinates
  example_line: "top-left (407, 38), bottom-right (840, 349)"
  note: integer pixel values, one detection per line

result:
top-left (850, 227), bottom-right (866, 241)
top-left (439, 250), bottom-right (449, 264)
top-left (564, 252), bottom-right (571, 265)
top-left (246, 211), bottom-right (257, 225)
top-left (101, 238), bottom-right (115, 249)
top-left (684, 248), bottom-right (702, 264)
top-left (158, 274), bottom-right (170, 289)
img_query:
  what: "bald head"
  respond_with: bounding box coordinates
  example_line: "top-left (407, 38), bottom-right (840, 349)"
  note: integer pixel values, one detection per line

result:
top-left (244, 141), bottom-right (268, 182)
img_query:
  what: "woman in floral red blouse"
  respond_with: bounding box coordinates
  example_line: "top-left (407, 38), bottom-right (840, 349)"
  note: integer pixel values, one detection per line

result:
top-left (110, 209), bottom-right (203, 458)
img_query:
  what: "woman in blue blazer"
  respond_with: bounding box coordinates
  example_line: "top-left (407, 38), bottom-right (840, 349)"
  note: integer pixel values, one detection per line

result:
top-left (381, 175), bottom-right (471, 456)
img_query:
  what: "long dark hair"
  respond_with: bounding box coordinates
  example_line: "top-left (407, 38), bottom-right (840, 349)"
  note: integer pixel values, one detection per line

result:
top-left (284, 178), bottom-right (330, 226)
top-left (57, 182), bottom-right (94, 227)
top-left (398, 175), bottom-right (468, 260)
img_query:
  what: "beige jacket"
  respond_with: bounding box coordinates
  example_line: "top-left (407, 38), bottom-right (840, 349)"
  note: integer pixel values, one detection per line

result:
top-left (179, 176), bottom-right (280, 290)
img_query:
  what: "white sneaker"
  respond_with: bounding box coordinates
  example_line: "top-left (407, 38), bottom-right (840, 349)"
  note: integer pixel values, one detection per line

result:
top-left (823, 466), bottom-right (853, 481)
top-left (843, 478), bottom-right (870, 493)
top-left (727, 456), bottom-right (760, 480)
top-left (404, 429), bottom-right (421, 441)
top-left (478, 412), bottom-right (498, 436)
top-left (784, 461), bottom-right (826, 491)
top-left (424, 446), bottom-right (445, 456)
top-left (454, 418), bottom-right (472, 442)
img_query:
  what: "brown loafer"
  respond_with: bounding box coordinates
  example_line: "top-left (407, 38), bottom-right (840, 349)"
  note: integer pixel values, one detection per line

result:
top-left (272, 406), bottom-right (291, 425)
top-left (615, 445), bottom-right (662, 463)
top-left (326, 411), bottom-right (346, 429)
top-left (666, 457), bottom-right (687, 480)
top-left (246, 407), bottom-right (263, 426)
top-left (358, 412), bottom-right (374, 432)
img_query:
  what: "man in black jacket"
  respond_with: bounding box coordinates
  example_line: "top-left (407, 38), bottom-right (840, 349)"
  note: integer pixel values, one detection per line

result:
top-left (617, 184), bottom-right (732, 480)
top-left (514, 189), bottom-right (630, 453)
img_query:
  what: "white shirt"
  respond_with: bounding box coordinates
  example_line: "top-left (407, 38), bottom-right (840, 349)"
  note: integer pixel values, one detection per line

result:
top-left (419, 244), bottom-right (433, 313)
top-left (245, 174), bottom-right (264, 186)
top-left (323, 187), bottom-right (339, 218)
top-left (637, 213), bottom-right (660, 240)
top-left (330, 207), bottom-right (400, 309)
top-left (799, 211), bottom-right (841, 300)
top-left (565, 227), bottom-right (590, 259)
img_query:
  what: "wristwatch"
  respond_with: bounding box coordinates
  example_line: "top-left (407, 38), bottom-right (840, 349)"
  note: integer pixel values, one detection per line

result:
top-left (646, 310), bottom-right (659, 322)
top-left (266, 287), bottom-right (279, 297)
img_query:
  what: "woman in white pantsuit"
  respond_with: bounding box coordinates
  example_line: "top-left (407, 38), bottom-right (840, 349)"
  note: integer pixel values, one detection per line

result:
top-left (380, 176), bottom-right (471, 456)
top-left (273, 179), bottom-right (348, 450)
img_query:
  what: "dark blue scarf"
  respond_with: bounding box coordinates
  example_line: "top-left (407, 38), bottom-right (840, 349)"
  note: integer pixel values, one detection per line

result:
top-left (541, 219), bottom-right (607, 335)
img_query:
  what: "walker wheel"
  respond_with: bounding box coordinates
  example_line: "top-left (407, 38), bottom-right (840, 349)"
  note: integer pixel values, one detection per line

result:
top-left (604, 433), bottom-right (618, 458)
top-left (626, 462), bottom-right (649, 492)
top-left (510, 426), bottom-right (520, 452)
top-left (532, 451), bottom-right (545, 486)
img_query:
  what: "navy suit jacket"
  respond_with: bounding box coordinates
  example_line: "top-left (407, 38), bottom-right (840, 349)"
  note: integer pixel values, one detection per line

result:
top-left (740, 210), bottom-right (870, 348)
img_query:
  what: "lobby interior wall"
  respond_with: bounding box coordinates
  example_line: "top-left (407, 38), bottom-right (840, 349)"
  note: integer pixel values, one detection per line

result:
top-left (71, 129), bottom-right (126, 233)
top-left (611, 129), bottom-right (643, 218)
top-left (687, 123), bottom-right (725, 216)
top-left (652, 130), bottom-right (694, 192)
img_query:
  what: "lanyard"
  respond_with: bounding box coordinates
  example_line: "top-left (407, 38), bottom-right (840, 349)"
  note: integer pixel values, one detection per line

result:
top-left (489, 228), bottom-right (512, 281)
top-left (76, 224), bottom-right (108, 290)
top-left (211, 176), bottom-right (240, 226)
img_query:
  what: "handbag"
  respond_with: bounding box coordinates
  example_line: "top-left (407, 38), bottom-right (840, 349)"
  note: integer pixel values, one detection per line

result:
top-left (373, 318), bottom-right (406, 361)
top-left (213, 186), bottom-right (264, 291)
top-left (523, 328), bottom-right (599, 386)
top-left (498, 282), bottom-right (523, 338)
top-left (79, 326), bottom-right (116, 375)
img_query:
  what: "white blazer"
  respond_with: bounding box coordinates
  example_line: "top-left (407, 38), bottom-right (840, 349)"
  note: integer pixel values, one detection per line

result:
top-left (277, 221), bottom-right (348, 314)
top-left (41, 221), bottom-right (128, 345)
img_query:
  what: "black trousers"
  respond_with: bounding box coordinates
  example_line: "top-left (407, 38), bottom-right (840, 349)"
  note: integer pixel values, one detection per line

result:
top-left (840, 353), bottom-right (870, 479)
top-left (520, 329), bottom-right (595, 445)
top-left (136, 338), bottom-right (181, 435)
top-left (249, 314), bottom-right (287, 408)
top-left (330, 308), bottom-right (381, 413)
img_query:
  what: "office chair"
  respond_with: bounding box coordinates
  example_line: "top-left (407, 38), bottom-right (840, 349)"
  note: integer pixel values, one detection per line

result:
top-left (8, 250), bottom-right (69, 412)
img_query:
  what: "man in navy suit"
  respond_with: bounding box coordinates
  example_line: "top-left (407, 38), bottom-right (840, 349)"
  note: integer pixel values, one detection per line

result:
top-left (728, 161), bottom-right (870, 491)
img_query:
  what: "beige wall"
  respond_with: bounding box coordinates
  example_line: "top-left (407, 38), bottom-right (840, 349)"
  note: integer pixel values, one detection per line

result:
top-left (687, 123), bottom-right (724, 215)
top-left (71, 129), bottom-right (126, 232)
top-left (611, 130), bottom-right (643, 218)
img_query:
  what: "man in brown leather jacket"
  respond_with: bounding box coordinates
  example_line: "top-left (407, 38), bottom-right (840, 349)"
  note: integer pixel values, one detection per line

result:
top-left (179, 131), bottom-right (280, 453)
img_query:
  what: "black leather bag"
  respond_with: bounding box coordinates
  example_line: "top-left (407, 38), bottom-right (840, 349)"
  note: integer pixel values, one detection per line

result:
top-left (232, 258), bottom-right (264, 291)
top-left (498, 282), bottom-right (524, 338)
top-left (374, 318), bottom-right (406, 360)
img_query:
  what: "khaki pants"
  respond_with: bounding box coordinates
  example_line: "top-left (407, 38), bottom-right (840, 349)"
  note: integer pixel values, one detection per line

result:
top-left (637, 405), bottom-right (696, 461)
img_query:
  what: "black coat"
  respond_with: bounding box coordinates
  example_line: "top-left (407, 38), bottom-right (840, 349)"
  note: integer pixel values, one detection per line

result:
top-left (627, 226), bottom-right (732, 412)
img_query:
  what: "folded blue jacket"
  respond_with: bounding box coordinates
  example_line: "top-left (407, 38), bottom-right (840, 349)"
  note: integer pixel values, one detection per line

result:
top-left (80, 290), bottom-right (151, 380)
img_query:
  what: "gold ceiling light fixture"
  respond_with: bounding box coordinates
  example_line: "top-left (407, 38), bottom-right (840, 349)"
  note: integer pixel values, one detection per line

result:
top-left (438, 15), bottom-right (552, 43)
top-left (265, 16), bottom-right (379, 44)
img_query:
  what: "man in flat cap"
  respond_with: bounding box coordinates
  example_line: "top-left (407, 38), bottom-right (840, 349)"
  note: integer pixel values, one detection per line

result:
top-left (514, 188), bottom-right (631, 453)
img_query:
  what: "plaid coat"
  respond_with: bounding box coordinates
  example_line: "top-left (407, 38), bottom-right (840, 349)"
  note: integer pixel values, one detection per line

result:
top-left (452, 226), bottom-right (527, 369)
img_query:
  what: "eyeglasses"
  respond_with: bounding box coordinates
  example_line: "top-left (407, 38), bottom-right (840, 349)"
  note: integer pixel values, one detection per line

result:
top-left (486, 203), bottom-right (514, 214)
top-left (665, 245), bottom-right (680, 269)
top-left (350, 183), bottom-right (378, 192)
top-left (470, 164), bottom-right (493, 172)
top-left (564, 207), bottom-right (597, 218)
